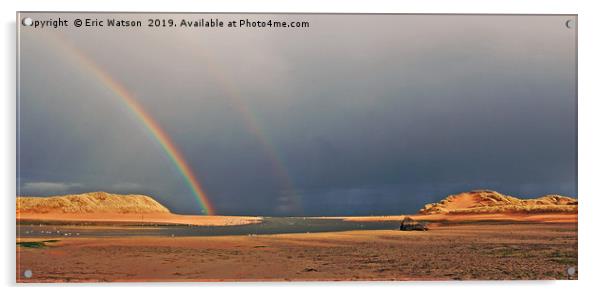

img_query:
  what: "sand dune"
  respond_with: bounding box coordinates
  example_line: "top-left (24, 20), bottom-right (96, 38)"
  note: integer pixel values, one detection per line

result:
top-left (16, 190), bottom-right (577, 226)
top-left (336, 190), bottom-right (577, 224)
top-left (17, 192), bottom-right (260, 226)
top-left (419, 190), bottom-right (577, 215)
top-left (17, 192), bottom-right (170, 214)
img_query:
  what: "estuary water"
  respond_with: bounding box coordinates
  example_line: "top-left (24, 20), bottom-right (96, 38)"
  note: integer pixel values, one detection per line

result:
top-left (17, 217), bottom-right (401, 237)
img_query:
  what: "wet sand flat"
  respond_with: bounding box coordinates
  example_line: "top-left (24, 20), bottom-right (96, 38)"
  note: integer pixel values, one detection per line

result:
top-left (17, 222), bottom-right (577, 282)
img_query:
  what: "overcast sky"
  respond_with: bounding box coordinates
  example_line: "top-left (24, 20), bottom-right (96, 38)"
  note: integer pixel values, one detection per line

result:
top-left (18, 14), bottom-right (577, 215)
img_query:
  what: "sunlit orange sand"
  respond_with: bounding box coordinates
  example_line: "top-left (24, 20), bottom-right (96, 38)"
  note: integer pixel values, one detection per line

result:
top-left (338, 213), bottom-right (577, 224)
top-left (17, 212), bottom-right (261, 226)
top-left (331, 190), bottom-right (577, 224)
top-left (17, 222), bottom-right (577, 282)
top-left (17, 192), bottom-right (260, 226)
top-left (16, 190), bottom-right (578, 282)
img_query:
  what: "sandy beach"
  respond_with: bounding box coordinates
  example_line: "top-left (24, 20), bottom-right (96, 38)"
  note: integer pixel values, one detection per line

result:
top-left (339, 213), bottom-right (578, 223)
top-left (16, 193), bottom-right (578, 282)
top-left (17, 212), bottom-right (262, 226)
top-left (17, 218), bottom-right (577, 282)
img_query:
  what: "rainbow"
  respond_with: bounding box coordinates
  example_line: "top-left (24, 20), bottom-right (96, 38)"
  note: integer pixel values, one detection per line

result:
top-left (188, 41), bottom-right (302, 213)
top-left (50, 35), bottom-right (215, 215)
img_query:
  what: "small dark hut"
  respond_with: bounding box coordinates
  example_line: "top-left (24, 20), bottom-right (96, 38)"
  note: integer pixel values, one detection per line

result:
top-left (399, 216), bottom-right (428, 231)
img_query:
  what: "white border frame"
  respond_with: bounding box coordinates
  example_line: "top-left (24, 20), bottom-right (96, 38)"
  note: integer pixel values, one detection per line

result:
top-left (2, 1), bottom-right (601, 294)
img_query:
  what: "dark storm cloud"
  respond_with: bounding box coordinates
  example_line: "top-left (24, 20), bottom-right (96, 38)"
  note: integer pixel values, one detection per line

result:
top-left (18, 14), bottom-right (576, 215)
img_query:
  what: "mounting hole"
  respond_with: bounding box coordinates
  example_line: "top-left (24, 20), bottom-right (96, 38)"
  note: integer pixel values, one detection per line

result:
top-left (22, 17), bottom-right (33, 26)
top-left (567, 266), bottom-right (576, 276)
top-left (23, 269), bottom-right (32, 278)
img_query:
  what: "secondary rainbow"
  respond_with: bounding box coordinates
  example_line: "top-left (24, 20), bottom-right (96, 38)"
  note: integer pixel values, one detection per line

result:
top-left (52, 35), bottom-right (215, 215)
top-left (189, 41), bottom-right (302, 213)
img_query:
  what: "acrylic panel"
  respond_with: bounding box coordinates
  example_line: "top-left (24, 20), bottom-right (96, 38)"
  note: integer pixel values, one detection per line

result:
top-left (16, 13), bottom-right (577, 282)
